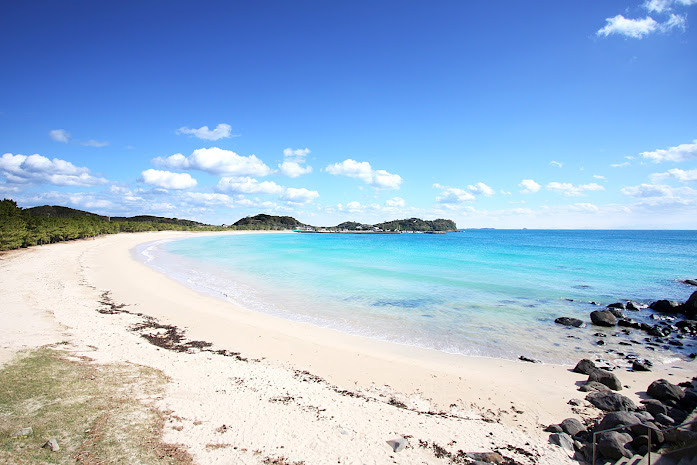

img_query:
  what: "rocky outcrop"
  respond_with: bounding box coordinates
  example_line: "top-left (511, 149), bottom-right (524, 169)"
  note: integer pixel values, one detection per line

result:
top-left (647, 379), bottom-right (685, 404)
top-left (554, 317), bottom-right (584, 328)
top-left (590, 310), bottom-right (617, 327)
top-left (585, 391), bottom-right (636, 412)
top-left (588, 369), bottom-right (622, 391)
top-left (573, 359), bottom-right (596, 375)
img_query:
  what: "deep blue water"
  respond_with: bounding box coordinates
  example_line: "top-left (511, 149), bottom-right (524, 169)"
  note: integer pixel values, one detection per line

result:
top-left (138, 230), bottom-right (697, 364)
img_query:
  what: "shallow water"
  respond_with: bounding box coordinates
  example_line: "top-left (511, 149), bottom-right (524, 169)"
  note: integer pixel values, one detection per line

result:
top-left (137, 230), bottom-right (697, 365)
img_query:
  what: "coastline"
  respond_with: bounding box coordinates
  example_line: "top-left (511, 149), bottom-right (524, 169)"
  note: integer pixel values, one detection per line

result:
top-left (2, 231), bottom-right (694, 464)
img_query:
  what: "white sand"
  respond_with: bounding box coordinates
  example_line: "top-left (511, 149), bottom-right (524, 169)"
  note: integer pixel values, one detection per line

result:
top-left (1, 231), bottom-right (693, 464)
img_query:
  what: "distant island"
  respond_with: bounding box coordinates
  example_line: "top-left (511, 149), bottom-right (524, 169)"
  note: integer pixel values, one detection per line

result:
top-left (0, 198), bottom-right (457, 251)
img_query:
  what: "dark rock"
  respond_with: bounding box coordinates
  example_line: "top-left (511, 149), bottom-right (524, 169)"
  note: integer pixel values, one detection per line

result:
top-left (608, 308), bottom-right (626, 319)
top-left (647, 379), bottom-right (685, 403)
top-left (679, 291), bottom-right (697, 318)
top-left (568, 398), bottom-right (584, 406)
top-left (626, 301), bottom-right (643, 311)
top-left (554, 317), bottom-right (585, 328)
top-left (597, 431), bottom-right (633, 460)
top-left (467, 451), bottom-right (505, 463)
top-left (634, 411), bottom-right (654, 422)
top-left (630, 422), bottom-right (664, 444)
top-left (548, 432), bottom-right (574, 455)
top-left (654, 413), bottom-right (675, 427)
top-left (631, 435), bottom-right (649, 449)
top-left (591, 310), bottom-right (618, 327)
top-left (560, 418), bottom-right (585, 436)
top-left (596, 411), bottom-right (641, 431)
top-left (666, 407), bottom-right (688, 424)
top-left (596, 340), bottom-right (605, 345)
top-left (580, 381), bottom-right (611, 392)
top-left (682, 279), bottom-right (697, 287)
top-left (676, 320), bottom-right (697, 331)
top-left (649, 300), bottom-right (681, 314)
top-left (588, 369), bottom-right (622, 391)
top-left (586, 391), bottom-right (636, 412)
top-left (608, 302), bottom-right (626, 309)
top-left (618, 318), bottom-right (641, 329)
top-left (648, 325), bottom-right (671, 337)
top-left (632, 360), bottom-right (652, 372)
top-left (544, 424), bottom-right (563, 433)
top-left (519, 355), bottom-right (540, 363)
top-left (640, 399), bottom-right (667, 416)
top-left (593, 332), bottom-right (607, 337)
top-left (573, 359), bottom-right (597, 375)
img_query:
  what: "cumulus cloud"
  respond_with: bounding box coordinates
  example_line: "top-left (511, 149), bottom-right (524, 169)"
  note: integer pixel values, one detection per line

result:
top-left (0, 153), bottom-right (108, 186)
top-left (546, 182), bottom-right (605, 196)
top-left (433, 184), bottom-right (476, 204)
top-left (185, 192), bottom-right (234, 206)
top-left (283, 148), bottom-right (310, 162)
top-left (176, 123), bottom-right (233, 141)
top-left (325, 159), bottom-right (402, 189)
top-left (140, 169), bottom-right (197, 190)
top-left (154, 147), bottom-right (271, 177)
top-left (49, 129), bottom-right (70, 143)
top-left (385, 197), bottom-right (406, 207)
top-left (279, 147), bottom-right (313, 178)
top-left (467, 182), bottom-right (495, 196)
top-left (650, 168), bottom-right (697, 183)
top-left (281, 187), bottom-right (319, 204)
top-left (597, 12), bottom-right (686, 38)
top-left (519, 179), bottom-right (541, 194)
top-left (216, 176), bottom-right (284, 195)
top-left (644, 0), bottom-right (697, 12)
top-left (640, 140), bottom-right (697, 163)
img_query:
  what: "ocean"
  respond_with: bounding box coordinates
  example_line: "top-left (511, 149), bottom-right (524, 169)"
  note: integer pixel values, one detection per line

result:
top-left (136, 230), bottom-right (697, 365)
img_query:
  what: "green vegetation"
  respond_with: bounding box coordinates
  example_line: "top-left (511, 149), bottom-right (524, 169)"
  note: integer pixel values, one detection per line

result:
top-left (0, 199), bottom-right (225, 251)
top-left (230, 214), bottom-right (306, 230)
top-left (334, 221), bottom-right (371, 231)
top-left (0, 348), bottom-right (191, 464)
top-left (373, 218), bottom-right (458, 232)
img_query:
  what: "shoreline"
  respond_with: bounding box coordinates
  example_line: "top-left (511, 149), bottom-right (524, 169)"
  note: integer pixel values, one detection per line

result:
top-left (2, 231), bottom-right (694, 464)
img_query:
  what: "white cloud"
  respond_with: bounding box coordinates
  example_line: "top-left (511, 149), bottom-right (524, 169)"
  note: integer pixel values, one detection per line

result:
top-left (282, 148), bottom-right (310, 162)
top-left (185, 192), bottom-right (234, 206)
top-left (279, 161), bottom-right (313, 178)
top-left (325, 159), bottom-right (402, 189)
top-left (640, 139), bottom-right (697, 163)
top-left (281, 187), bottom-right (319, 204)
top-left (519, 179), bottom-right (541, 194)
top-left (568, 203), bottom-right (600, 213)
top-left (546, 182), bottom-right (605, 197)
top-left (611, 162), bottom-right (631, 168)
top-left (176, 123), bottom-right (233, 141)
top-left (621, 183), bottom-right (697, 206)
top-left (650, 168), bottom-right (697, 183)
top-left (593, 175), bottom-right (606, 180)
top-left (49, 129), bottom-right (70, 143)
top-left (154, 147), bottom-right (271, 177)
top-left (597, 15), bottom-right (658, 38)
top-left (216, 176), bottom-right (284, 195)
top-left (140, 169), bottom-right (197, 190)
top-left (550, 160), bottom-right (563, 168)
top-left (433, 184), bottom-right (476, 204)
top-left (467, 182), bottom-right (495, 196)
top-left (385, 197), bottom-right (405, 207)
top-left (644, 0), bottom-right (697, 12)
top-left (80, 139), bottom-right (109, 147)
top-left (279, 147), bottom-right (312, 177)
top-left (0, 153), bottom-right (108, 186)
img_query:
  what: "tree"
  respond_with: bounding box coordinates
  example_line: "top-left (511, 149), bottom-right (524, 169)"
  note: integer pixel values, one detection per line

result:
top-left (0, 199), bottom-right (28, 250)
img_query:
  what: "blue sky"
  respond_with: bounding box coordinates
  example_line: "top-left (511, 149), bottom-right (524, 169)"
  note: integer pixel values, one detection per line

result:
top-left (1, 0), bottom-right (696, 228)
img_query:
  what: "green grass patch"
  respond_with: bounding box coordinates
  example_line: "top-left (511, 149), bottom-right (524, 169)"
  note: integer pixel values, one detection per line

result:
top-left (0, 348), bottom-right (192, 464)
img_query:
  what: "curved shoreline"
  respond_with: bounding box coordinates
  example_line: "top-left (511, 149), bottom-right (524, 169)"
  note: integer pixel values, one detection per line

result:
top-left (2, 231), bottom-right (693, 464)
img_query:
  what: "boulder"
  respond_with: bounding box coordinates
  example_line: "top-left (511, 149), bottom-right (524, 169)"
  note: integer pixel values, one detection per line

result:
top-left (466, 452), bottom-right (505, 463)
top-left (596, 412), bottom-right (641, 431)
top-left (560, 418), bottom-right (585, 436)
top-left (597, 431), bottom-right (633, 460)
top-left (647, 379), bottom-right (685, 403)
top-left (549, 432), bottom-right (574, 455)
top-left (544, 424), bottom-right (563, 433)
top-left (632, 360), bottom-right (652, 372)
top-left (608, 308), bottom-right (626, 319)
top-left (586, 391), bottom-right (636, 412)
top-left (591, 310), bottom-right (617, 327)
top-left (682, 279), bottom-right (697, 287)
top-left (654, 413), bottom-right (675, 427)
top-left (608, 302), bottom-right (626, 309)
top-left (554, 317), bottom-right (585, 328)
top-left (641, 399), bottom-right (667, 416)
top-left (630, 422), bottom-right (664, 445)
top-left (649, 300), bottom-right (681, 314)
top-left (42, 438), bottom-right (59, 452)
top-left (627, 301), bottom-right (643, 311)
top-left (386, 437), bottom-right (408, 453)
top-left (580, 381), bottom-right (611, 392)
top-left (588, 369), bottom-right (622, 391)
top-left (573, 359), bottom-right (597, 375)
top-left (679, 291), bottom-right (697, 318)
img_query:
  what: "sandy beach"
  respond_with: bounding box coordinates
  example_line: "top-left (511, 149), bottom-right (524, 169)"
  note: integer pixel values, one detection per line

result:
top-left (1, 231), bottom-right (694, 464)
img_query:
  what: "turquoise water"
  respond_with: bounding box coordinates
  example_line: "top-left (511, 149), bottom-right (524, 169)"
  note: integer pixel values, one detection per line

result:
top-left (138, 230), bottom-right (697, 364)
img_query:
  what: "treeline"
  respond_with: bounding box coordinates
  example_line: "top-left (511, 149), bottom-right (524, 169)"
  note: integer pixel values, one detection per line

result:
top-left (230, 214), bottom-right (306, 230)
top-left (0, 199), bottom-right (223, 251)
top-left (374, 218), bottom-right (458, 232)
